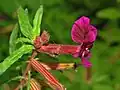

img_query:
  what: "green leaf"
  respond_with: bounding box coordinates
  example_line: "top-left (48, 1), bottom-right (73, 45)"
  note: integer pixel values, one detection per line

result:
top-left (16, 37), bottom-right (33, 44)
top-left (9, 24), bottom-right (19, 55)
top-left (32, 5), bottom-right (43, 39)
top-left (18, 7), bottom-right (33, 39)
top-left (96, 8), bottom-right (120, 20)
top-left (0, 45), bottom-right (33, 76)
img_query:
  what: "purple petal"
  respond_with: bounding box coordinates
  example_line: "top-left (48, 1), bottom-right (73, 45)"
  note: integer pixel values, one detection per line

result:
top-left (71, 16), bottom-right (97, 43)
top-left (84, 25), bottom-right (97, 42)
top-left (89, 25), bottom-right (97, 37)
top-left (79, 16), bottom-right (90, 32)
top-left (71, 16), bottom-right (90, 43)
top-left (71, 23), bottom-right (84, 43)
top-left (81, 57), bottom-right (92, 68)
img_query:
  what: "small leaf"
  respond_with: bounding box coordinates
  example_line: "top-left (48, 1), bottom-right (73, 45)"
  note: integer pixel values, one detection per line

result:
top-left (96, 8), bottom-right (120, 20)
top-left (18, 7), bottom-right (33, 39)
top-left (9, 24), bottom-right (19, 55)
top-left (16, 38), bottom-right (33, 44)
top-left (32, 5), bottom-right (43, 39)
top-left (0, 45), bottom-right (33, 76)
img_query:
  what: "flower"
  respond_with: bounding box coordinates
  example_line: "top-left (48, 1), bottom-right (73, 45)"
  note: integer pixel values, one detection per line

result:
top-left (31, 59), bottom-right (65, 90)
top-left (71, 16), bottom-right (97, 67)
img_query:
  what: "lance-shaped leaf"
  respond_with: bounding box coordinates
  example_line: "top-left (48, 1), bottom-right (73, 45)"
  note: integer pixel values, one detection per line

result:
top-left (32, 5), bottom-right (43, 39)
top-left (18, 7), bottom-right (33, 39)
top-left (9, 24), bottom-right (19, 55)
top-left (0, 45), bottom-right (33, 76)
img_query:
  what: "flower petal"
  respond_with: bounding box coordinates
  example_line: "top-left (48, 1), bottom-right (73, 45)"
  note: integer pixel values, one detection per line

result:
top-left (84, 25), bottom-right (97, 42)
top-left (71, 16), bottom-right (97, 43)
top-left (89, 25), bottom-right (97, 37)
top-left (71, 16), bottom-right (90, 43)
top-left (71, 23), bottom-right (84, 43)
top-left (81, 57), bottom-right (92, 67)
top-left (79, 16), bottom-right (90, 31)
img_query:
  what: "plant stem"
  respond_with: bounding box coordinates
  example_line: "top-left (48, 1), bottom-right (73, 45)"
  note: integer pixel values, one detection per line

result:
top-left (37, 44), bottom-right (80, 55)
top-left (14, 51), bottom-right (37, 90)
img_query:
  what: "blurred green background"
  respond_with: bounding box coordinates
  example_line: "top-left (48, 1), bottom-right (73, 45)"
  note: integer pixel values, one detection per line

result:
top-left (0, 0), bottom-right (120, 90)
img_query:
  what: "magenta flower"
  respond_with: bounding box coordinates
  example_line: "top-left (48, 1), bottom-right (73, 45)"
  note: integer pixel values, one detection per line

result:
top-left (71, 16), bottom-right (97, 67)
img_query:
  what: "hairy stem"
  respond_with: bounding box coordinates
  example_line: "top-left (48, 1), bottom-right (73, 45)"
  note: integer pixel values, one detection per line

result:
top-left (37, 44), bottom-right (80, 55)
